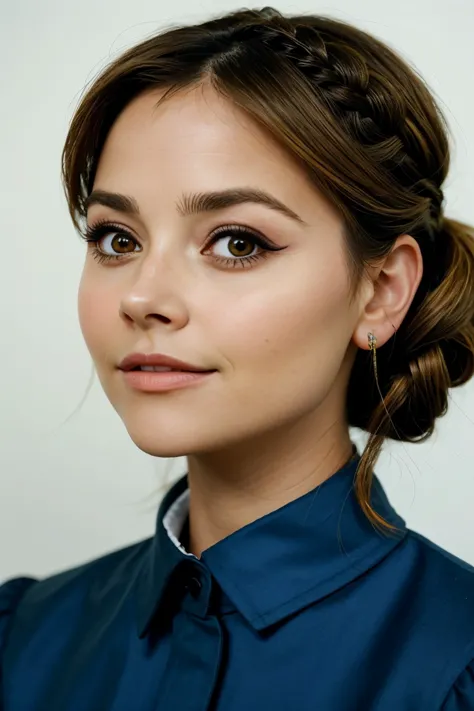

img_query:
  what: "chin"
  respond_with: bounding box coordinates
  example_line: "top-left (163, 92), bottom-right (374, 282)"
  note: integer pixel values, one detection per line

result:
top-left (131, 438), bottom-right (190, 459)
top-left (123, 428), bottom-right (189, 458)
top-left (119, 418), bottom-right (204, 459)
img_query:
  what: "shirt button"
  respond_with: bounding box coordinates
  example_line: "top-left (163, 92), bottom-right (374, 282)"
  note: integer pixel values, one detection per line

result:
top-left (185, 575), bottom-right (202, 599)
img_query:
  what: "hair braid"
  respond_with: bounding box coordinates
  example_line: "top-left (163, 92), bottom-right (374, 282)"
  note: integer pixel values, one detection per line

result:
top-left (59, 6), bottom-right (474, 531)
top-left (226, 14), bottom-right (446, 258)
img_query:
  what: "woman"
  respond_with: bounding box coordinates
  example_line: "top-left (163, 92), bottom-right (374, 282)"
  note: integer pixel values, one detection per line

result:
top-left (1, 5), bottom-right (474, 710)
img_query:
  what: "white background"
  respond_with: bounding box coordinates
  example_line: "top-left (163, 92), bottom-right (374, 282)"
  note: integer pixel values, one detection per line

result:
top-left (1, 0), bottom-right (473, 582)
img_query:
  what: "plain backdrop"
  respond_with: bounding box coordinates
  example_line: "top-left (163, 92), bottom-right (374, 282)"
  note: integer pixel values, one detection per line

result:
top-left (1, 0), bottom-right (473, 583)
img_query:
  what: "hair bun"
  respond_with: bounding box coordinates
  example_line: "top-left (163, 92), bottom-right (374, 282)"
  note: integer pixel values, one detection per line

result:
top-left (348, 215), bottom-right (474, 446)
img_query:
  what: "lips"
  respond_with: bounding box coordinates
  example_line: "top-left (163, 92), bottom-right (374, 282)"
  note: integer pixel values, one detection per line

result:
top-left (118, 352), bottom-right (214, 373)
top-left (130, 366), bottom-right (209, 373)
top-left (121, 366), bottom-right (215, 392)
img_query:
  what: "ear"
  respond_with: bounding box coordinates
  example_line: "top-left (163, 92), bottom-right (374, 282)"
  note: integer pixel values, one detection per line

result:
top-left (352, 234), bottom-right (424, 351)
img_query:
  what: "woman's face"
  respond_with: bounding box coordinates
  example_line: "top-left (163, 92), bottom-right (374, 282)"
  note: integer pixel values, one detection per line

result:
top-left (78, 84), bottom-right (366, 459)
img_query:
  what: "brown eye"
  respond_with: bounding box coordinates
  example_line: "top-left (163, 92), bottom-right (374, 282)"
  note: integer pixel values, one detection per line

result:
top-left (106, 233), bottom-right (137, 254)
top-left (82, 222), bottom-right (141, 263)
top-left (82, 220), bottom-right (287, 269)
top-left (213, 234), bottom-right (258, 259)
top-left (202, 225), bottom-right (285, 269)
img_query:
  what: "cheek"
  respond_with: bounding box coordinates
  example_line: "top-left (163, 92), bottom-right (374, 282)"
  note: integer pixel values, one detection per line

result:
top-left (77, 273), bottom-right (113, 359)
top-left (205, 275), bottom-right (350, 436)
top-left (215, 270), bottom-right (344, 372)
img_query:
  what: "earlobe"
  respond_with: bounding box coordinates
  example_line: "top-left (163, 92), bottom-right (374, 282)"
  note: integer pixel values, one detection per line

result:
top-left (353, 318), bottom-right (396, 353)
top-left (353, 235), bottom-right (423, 351)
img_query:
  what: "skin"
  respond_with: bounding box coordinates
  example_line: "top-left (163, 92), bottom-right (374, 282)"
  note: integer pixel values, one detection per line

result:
top-left (78, 84), bottom-right (423, 558)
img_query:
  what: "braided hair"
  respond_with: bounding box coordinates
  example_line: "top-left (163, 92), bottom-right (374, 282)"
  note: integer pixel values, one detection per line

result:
top-left (62, 6), bottom-right (474, 530)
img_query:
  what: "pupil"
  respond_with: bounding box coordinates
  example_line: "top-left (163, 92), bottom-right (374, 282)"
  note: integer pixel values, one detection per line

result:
top-left (230, 238), bottom-right (252, 256)
top-left (113, 236), bottom-right (133, 252)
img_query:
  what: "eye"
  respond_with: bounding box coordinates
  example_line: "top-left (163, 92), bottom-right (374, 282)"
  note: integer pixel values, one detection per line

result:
top-left (82, 220), bottom-right (140, 264)
top-left (81, 220), bottom-right (287, 269)
top-left (202, 224), bottom-right (285, 269)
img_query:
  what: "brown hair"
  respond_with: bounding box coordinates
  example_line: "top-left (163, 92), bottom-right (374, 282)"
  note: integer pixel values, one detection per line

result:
top-left (61, 6), bottom-right (474, 531)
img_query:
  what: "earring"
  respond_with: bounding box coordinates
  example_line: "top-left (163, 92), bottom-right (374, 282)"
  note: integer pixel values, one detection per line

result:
top-left (368, 332), bottom-right (378, 382)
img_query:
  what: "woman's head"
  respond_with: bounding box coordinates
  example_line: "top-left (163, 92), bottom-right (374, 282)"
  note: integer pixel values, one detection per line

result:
top-left (63, 7), bottom-right (474, 529)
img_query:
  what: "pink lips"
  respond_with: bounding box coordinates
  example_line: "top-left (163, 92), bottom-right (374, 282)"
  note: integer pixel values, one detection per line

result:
top-left (118, 351), bottom-right (214, 373)
top-left (121, 369), bottom-right (216, 392)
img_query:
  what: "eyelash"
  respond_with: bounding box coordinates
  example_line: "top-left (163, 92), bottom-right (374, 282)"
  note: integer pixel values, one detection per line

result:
top-left (81, 219), bottom-right (282, 269)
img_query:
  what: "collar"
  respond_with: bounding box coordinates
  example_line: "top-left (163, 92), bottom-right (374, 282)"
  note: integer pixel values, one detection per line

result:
top-left (135, 446), bottom-right (407, 638)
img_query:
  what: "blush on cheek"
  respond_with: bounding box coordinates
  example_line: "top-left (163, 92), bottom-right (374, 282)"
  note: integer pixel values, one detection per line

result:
top-left (77, 285), bottom-right (106, 351)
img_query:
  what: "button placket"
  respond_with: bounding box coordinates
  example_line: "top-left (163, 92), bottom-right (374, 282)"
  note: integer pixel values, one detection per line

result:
top-left (180, 563), bottom-right (213, 618)
top-left (184, 575), bottom-right (202, 599)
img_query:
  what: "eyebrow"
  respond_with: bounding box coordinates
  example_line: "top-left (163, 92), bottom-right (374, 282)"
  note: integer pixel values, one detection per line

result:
top-left (84, 187), bottom-right (307, 225)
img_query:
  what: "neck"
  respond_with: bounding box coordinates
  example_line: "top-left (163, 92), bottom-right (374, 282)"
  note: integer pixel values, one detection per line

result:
top-left (185, 420), bottom-right (354, 559)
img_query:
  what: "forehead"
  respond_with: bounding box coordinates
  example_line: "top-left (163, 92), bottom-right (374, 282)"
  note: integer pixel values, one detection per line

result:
top-left (97, 85), bottom-right (287, 167)
top-left (93, 84), bottom-right (341, 234)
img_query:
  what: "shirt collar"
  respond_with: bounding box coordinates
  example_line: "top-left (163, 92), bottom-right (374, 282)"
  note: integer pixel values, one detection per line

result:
top-left (135, 445), bottom-right (407, 638)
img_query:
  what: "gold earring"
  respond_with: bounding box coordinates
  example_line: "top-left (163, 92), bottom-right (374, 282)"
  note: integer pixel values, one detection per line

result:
top-left (368, 332), bottom-right (378, 382)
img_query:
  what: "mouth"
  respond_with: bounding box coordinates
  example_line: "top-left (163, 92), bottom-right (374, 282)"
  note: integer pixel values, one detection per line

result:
top-left (121, 367), bottom-right (217, 392)
top-left (129, 366), bottom-right (216, 373)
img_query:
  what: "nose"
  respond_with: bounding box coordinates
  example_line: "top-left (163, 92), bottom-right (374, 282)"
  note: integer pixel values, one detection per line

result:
top-left (119, 255), bottom-right (190, 330)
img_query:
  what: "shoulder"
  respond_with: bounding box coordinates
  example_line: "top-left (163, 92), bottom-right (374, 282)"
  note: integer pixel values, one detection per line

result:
top-left (403, 527), bottom-right (474, 600)
top-left (399, 529), bottom-right (474, 709)
top-left (0, 537), bottom-right (151, 656)
top-left (0, 577), bottom-right (38, 652)
top-left (400, 527), bottom-right (474, 633)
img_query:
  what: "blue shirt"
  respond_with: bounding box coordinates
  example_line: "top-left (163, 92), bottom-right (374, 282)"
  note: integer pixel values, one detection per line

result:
top-left (2, 448), bottom-right (474, 710)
